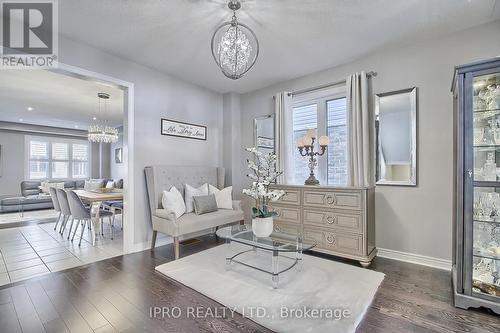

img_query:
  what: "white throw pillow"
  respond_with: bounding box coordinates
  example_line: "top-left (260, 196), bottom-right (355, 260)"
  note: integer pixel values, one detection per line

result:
top-left (105, 181), bottom-right (114, 189)
top-left (184, 183), bottom-right (208, 213)
top-left (84, 180), bottom-right (102, 191)
top-left (162, 186), bottom-right (186, 218)
top-left (209, 184), bottom-right (233, 210)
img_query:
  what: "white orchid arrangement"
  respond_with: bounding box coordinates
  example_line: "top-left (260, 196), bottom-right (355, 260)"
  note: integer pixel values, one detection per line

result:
top-left (242, 147), bottom-right (285, 218)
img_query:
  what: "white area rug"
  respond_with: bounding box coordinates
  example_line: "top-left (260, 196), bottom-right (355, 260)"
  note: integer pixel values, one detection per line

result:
top-left (156, 243), bottom-right (384, 333)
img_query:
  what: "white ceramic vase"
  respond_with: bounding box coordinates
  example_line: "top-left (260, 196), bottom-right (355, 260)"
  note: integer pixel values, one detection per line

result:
top-left (252, 216), bottom-right (274, 238)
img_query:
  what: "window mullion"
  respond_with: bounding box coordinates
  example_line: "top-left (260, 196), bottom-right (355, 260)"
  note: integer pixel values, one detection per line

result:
top-left (317, 98), bottom-right (328, 184)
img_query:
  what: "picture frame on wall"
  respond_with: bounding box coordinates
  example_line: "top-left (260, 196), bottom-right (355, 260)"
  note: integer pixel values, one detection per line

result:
top-left (115, 147), bottom-right (123, 164)
top-left (257, 136), bottom-right (274, 149)
top-left (161, 118), bottom-right (207, 141)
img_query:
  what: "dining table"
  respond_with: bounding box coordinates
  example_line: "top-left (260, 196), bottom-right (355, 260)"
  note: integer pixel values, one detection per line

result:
top-left (73, 189), bottom-right (123, 245)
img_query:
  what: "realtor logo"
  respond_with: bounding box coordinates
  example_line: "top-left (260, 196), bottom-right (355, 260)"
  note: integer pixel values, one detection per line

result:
top-left (1, 0), bottom-right (58, 68)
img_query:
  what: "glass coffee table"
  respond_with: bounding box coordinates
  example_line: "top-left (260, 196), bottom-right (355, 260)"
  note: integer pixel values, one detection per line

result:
top-left (216, 225), bottom-right (316, 288)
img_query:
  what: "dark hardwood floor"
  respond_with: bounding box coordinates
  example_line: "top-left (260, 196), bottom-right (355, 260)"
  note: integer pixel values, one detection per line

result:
top-left (1, 235), bottom-right (499, 333)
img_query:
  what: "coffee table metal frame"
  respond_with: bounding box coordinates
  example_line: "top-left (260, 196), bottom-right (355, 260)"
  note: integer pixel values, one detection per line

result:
top-left (216, 225), bottom-right (316, 289)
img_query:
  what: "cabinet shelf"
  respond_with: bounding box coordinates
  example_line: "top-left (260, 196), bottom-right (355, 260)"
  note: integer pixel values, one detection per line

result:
top-left (474, 108), bottom-right (500, 113)
top-left (473, 181), bottom-right (500, 187)
top-left (473, 218), bottom-right (500, 224)
top-left (473, 249), bottom-right (500, 261)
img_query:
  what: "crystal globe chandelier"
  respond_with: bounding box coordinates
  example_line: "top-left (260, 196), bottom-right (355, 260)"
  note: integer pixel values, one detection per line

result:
top-left (88, 93), bottom-right (118, 144)
top-left (211, 0), bottom-right (259, 80)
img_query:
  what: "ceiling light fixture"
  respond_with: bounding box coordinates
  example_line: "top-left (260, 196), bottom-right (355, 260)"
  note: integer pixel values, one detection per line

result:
top-left (211, 0), bottom-right (259, 80)
top-left (19, 118), bottom-right (23, 122)
top-left (88, 93), bottom-right (118, 144)
top-left (27, 107), bottom-right (33, 111)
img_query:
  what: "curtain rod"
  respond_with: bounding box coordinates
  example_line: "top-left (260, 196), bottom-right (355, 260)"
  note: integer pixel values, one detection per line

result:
top-left (287, 71), bottom-right (377, 97)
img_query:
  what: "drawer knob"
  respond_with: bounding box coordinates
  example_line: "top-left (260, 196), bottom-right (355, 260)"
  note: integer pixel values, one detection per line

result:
top-left (275, 226), bottom-right (281, 232)
top-left (326, 215), bottom-right (337, 224)
top-left (326, 195), bottom-right (336, 205)
top-left (326, 234), bottom-right (335, 244)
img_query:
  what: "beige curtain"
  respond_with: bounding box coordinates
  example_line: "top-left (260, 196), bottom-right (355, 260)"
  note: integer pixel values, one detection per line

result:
top-left (274, 92), bottom-right (293, 184)
top-left (346, 72), bottom-right (373, 186)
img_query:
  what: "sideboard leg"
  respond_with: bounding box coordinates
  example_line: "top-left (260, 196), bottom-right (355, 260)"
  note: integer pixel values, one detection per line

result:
top-left (360, 261), bottom-right (371, 268)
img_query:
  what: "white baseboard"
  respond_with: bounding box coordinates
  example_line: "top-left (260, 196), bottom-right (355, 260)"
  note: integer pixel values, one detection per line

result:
top-left (377, 248), bottom-right (452, 271)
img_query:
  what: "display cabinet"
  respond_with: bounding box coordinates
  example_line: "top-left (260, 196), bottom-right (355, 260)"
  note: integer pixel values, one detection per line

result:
top-left (452, 57), bottom-right (500, 314)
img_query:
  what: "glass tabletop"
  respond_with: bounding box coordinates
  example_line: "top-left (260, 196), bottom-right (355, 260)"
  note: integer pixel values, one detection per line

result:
top-left (216, 225), bottom-right (316, 252)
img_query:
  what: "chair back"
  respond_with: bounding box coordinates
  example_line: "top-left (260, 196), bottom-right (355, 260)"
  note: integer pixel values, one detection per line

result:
top-left (67, 190), bottom-right (91, 219)
top-left (56, 188), bottom-right (71, 216)
top-left (49, 187), bottom-right (61, 212)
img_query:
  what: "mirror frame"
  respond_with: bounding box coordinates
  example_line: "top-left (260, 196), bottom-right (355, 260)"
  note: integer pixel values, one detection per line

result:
top-left (254, 114), bottom-right (275, 152)
top-left (375, 87), bottom-right (417, 186)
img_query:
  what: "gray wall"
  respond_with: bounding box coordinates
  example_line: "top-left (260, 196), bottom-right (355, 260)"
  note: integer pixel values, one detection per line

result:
top-left (110, 127), bottom-right (126, 180)
top-left (0, 123), bottom-right (99, 196)
top-left (222, 93), bottom-right (243, 199)
top-left (58, 37), bottom-right (223, 247)
top-left (0, 131), bottom-right (25, 196)
top-left (238, 20), bottom-right (500, 261)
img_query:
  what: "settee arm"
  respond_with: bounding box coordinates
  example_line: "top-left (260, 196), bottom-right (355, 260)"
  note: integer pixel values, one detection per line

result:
top-left (154, 209), bottom-right (177, 222)
top-left (232, 200), bottom-right (242, 211)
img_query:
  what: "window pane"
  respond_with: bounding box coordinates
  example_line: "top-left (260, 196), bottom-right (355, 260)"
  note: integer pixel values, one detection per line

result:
top-left (30, 161), bottom-right (48, 179)
top-left (72, 162), bottom-right (88, 179)
top-left (52, 162), bottom-right (68, 178)
top-left (30, 141), bottom-right (48, 160)
top-left (52, 143), bottom-right (69, 160)
top-left (327, 98), bottom-right (348, 186)
top-left (72, 143), bottom-right (88, 161)
top-left (293, 103), bottom-right (318, 183)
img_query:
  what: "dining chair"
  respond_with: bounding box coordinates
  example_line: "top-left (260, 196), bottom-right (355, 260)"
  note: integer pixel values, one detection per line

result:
top-left (49, 187), bottom-right (62, 231)
top-left (67, 191), bottom-right (113, 246)
top-left (56, 188), bottom-right (72, 236)
top-left (103, 200), bottom-right (123, 239)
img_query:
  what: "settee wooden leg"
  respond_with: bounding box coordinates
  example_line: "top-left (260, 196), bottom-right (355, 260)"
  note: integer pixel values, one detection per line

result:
top-left (151, 230), bottom-right (157, 250)
top-left (174, 237), bottom-right (180, 259)
top-left (215, 226), bottom-right (219, 242)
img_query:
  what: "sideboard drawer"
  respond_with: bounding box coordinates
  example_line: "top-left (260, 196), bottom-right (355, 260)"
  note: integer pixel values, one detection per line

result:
top-left (303, 227), bottom-right (363, 256)
top-left (278, 189), bottom-right (301, 205)
top-left (303, 190), bottom-right (362, 210)
top-left (271, 206), bottom-right (301, 224)
top-left (273, 221), bottom-right (302, 235)
top-left (303, 209), bottom-right (362, 233)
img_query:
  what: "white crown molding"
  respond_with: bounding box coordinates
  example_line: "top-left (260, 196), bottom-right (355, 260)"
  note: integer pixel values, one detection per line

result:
top-left (377, 248), bottom-right (452, 271)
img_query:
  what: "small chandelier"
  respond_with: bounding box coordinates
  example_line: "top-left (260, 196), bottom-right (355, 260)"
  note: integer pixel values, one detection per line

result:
top-left (88, 93), bottom-right (118, 144)
top-left (211, 0), bottom-right (259, 80)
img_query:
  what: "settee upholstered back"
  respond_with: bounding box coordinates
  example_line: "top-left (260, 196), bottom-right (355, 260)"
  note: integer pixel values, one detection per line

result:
top-left (144, 166), bottom-right (224, 214)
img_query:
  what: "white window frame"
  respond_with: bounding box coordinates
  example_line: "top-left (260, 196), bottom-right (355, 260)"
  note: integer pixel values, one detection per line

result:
top-left (25, 135), bottom-right (91, 180)
top-left (292, 86), bottom-right (346, 185)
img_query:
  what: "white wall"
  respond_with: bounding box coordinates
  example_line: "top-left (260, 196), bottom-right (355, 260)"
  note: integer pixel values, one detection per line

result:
top-left (239, 21), bottom-right (500, 261)
top-left (58, 37), bottom-right (223, 247)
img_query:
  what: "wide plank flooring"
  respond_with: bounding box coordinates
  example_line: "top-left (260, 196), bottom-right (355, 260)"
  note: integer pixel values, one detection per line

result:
top-left (0, 234), bottom-right (498, 333)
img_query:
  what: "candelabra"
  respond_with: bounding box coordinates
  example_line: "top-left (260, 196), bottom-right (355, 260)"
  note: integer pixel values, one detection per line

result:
top-left (297, 129), bottom-right (329, 185)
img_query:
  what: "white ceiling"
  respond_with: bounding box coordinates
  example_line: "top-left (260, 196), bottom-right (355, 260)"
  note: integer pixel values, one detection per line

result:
top-left (0, 70), bottom-right (124, 129)
top-left (58, 0), bottom-right (500, 93)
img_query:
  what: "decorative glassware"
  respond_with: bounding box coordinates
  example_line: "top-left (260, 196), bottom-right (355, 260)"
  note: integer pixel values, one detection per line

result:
top-left (483, 152), bottom-right (497, 181)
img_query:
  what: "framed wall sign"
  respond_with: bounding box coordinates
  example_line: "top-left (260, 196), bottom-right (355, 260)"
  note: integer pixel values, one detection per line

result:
top-left (115, 148), bottom-right (123, 164)
top-left (161, 119), bottom-right (207, 141)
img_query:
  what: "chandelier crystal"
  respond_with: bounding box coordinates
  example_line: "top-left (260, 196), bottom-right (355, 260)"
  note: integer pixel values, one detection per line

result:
top-left (88, 93), bottom-right (118, 144)
top-left (211, 0), bottom-right (259, 80)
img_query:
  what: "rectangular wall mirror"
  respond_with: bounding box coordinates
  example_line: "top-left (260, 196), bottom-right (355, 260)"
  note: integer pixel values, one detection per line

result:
top-left (254, 114), bottom-right (275, 154)
top-left (375, 87), bottom-right (417, 186)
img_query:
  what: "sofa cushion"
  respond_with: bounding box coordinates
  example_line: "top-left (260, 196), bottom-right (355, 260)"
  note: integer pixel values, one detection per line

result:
top-left (176, 209), bottom-right (243, 235)
top-left (21, 180), bottom-right (41, 197)
top-left (0, 194), bottom-right (52, 206)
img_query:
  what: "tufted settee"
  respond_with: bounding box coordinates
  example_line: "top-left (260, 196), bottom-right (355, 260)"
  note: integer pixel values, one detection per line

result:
top-left (144, 165), bottom-right (244, 259)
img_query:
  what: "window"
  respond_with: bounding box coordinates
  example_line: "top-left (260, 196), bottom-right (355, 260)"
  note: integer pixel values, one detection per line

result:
top-left (291, 94), bottom-right (347, 185)
top-left (327, 98), bottom-right (348, 186)
top-left (26, 136), bottom-right (90, 180)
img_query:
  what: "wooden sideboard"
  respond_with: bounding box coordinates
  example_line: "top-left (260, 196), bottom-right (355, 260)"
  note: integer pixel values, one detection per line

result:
top-left (269, 184), bottom-right (376, 267)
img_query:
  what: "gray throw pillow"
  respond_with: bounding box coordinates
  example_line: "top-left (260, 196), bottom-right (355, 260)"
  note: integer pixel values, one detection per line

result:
top-left (193, 194), bottom-right (218, 215)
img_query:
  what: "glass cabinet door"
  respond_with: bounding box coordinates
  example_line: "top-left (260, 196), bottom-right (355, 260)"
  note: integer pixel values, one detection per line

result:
top-left (471, 70), bottom-right (500, 299)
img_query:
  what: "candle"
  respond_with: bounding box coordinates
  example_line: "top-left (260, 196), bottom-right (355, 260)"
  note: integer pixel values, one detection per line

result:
top-left (303, 135), bottom-right (313, 146)
top-left (296, 138), bottom-right (304, 148)
top-left (306, 128), bottom-right (317, 138)
top-left (319, 135), bottom-right (329, 146)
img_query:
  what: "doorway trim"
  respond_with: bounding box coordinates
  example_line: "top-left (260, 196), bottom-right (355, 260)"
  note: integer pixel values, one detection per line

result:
top-left (48, 63), bottom-right (135, 253)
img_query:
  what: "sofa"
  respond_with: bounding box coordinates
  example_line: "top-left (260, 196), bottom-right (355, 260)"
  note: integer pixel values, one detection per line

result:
top-left (145, 165), bottom-right (244, 259)
top-left (0, 179), bottom-right (117, 213)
